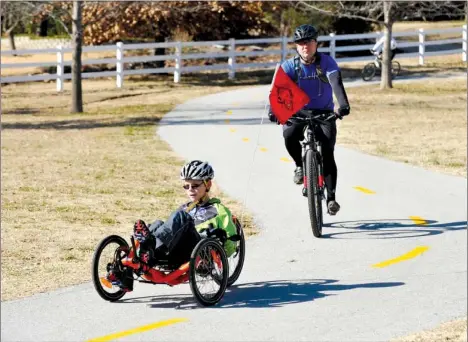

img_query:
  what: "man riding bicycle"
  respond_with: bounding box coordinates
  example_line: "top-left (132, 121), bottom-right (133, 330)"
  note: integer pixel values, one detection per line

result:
top-left (268, 24), bottom-right (351, 215)
top-left (371, 35), bottom-right (398, 64)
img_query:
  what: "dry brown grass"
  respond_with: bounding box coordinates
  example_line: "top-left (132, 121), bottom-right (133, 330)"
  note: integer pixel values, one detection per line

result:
top-left (394, 317), bottom-right (467, 342)
top-left (391, 20), bottom-right (465, 41)
top-left (338, 77), bottom-right (467, 177)
top-left (1, 77), bottom-right (259, 301)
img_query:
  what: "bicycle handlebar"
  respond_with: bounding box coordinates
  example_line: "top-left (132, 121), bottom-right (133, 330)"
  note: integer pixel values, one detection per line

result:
top-left (286, 110), bottom-right (341, 126)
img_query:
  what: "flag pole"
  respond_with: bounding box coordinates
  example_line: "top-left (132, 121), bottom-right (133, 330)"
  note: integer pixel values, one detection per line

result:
top-left (239, 63), bottom-right (281, 228)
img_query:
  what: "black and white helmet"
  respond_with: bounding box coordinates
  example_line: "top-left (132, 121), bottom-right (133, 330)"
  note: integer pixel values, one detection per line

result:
top-left (293, 24), bottom-right (319, 43)
top-left (180, 160), bottom-right (214, 181)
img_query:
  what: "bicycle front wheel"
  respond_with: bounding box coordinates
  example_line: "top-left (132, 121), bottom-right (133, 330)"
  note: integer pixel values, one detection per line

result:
top-left (361, 63), bottom-right (376, 81)
top-left (305, 149), bottom-right (323, 237)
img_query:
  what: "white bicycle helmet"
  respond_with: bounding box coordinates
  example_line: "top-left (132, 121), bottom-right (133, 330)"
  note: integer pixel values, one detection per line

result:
top-left (180, 160), bottom-right (214, 180)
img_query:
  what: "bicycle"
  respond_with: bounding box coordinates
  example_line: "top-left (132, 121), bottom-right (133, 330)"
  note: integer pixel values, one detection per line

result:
top-left (286, 109), bottom-right (341, 237)
top-left (361, 50), bottom-right (401, 82)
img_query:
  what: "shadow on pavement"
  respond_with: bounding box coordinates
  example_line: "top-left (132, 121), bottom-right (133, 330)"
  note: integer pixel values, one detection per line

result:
top-left (321, 219), bottom-right (467, 239)
top-left (117, 278), bottom-right (405, 309)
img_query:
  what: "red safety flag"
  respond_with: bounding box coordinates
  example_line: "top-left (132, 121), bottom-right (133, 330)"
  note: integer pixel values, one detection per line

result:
top-left (269, 65), bottom-right (310, 125)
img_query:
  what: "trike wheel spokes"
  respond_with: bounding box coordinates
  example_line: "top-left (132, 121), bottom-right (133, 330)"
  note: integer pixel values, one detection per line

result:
top-left (305, 149), bottom-right (323, 237)
top-left (189, 239), bottom-right (229, 307)
top-left (92, 235), bottom-right (131, 302)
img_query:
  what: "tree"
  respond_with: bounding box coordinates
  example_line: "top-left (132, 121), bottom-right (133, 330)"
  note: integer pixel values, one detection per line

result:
top-left (0, 1), bottom-right (45, 54)
top-left (71, 0), bottom-right (83, 113)
top-left (35, 1), bottom-right (121, 113)
top-left (296, 1), bottom-right (466, 89)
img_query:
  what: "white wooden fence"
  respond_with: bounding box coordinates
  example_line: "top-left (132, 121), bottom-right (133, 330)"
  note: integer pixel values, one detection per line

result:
top-left (1, 25), bottom-right (466, 91)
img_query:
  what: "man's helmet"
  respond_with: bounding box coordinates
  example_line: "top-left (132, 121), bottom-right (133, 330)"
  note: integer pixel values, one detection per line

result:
top-left (180, 160), bottom-right (214, 180)
top-left (293, 24), bottom-right (319, 43)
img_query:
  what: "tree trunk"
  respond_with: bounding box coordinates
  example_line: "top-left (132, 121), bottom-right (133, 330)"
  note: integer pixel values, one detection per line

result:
top-left (380, 1), bottom-right (393, 90)
top-left (71, 0), bottom-right (83, 113)
top-left (7, 30), bottom-right (17, 55)
top-left (153, 35), bottom-right (167, 69)
top-left (39, 18), bottom-right (48, 37)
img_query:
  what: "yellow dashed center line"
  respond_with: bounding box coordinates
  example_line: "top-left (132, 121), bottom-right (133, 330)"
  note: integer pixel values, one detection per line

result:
top-left (409, 216), bottom-right (427, 225)
top-left (372, 246), bottom-right (429, 268)
top-left (226, 110), bottom-right (233, 115)
top-left (242, 137), bottom-right (249, 142)
top-left (87, 318), bottom-right (188, 342)
top-left (259, 147), bottom-right (268, 152)
top-left (229, 128), bottom-right (237, 133)
top-left (280, 157), bottom-right (292, 162)
top-left (353, 186), bottom-right (376, 194)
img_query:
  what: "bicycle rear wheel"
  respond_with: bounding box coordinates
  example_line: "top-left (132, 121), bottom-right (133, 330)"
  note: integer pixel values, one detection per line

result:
top-left (391, 61), bottom-right (401, 77)
top-left (305, 149), bottom-right (323, 237)
top-left (361, 63), bottom-right (376, 81)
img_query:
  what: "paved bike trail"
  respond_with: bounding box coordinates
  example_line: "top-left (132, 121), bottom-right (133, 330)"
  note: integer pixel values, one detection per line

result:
top-left (1, 73), bottom-right (466, 342)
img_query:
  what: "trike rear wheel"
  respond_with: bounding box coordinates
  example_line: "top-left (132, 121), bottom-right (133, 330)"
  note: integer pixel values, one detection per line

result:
top-left (189, 239), bottom-right (229, 307)
top-left (227, 218), bottom-right (246, 287)
top-left (91, 235), bottom-right (131, 302)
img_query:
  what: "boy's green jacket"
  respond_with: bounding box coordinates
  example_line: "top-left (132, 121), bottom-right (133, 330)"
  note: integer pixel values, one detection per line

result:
top-left (180, 197), bottom-right (237, 257)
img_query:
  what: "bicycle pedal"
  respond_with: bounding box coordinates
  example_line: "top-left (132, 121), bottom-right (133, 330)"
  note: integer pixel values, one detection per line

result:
top-left (302, 188), bottom-right (307, 197)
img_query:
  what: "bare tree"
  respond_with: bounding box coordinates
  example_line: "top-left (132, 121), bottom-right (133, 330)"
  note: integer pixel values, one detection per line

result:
top-left (296, 1), bottom-right (466, 89)
top-left (39, 1), bottom-right (119, 113)
top-left (0, 1), bottom-right (46, 54)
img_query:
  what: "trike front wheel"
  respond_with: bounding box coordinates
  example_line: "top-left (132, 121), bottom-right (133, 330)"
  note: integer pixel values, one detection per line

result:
top-left (91, 235), bottom-right (131, 302)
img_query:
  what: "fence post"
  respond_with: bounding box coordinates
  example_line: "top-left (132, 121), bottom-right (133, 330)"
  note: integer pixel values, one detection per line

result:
top-left (329, 33), bottom-right (336, 59)
top-left (418, 28), bottom-right (425, 66)
top-left (174, 42), bottom-right (182, 83)
top-left (463, 24), bottom-right (467, 62)
top-left (228, 38), bottom-right (236, 80)
top-left (116, 42), bottom-right (123, 88)
top-left (281, 36), bottom-right (288, 62)
top-left (56, 45), bottom-right (64, 92)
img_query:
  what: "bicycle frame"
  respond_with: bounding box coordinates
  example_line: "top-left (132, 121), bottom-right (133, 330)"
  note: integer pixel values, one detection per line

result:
top-left (106, 236), bottom-right (223, 287)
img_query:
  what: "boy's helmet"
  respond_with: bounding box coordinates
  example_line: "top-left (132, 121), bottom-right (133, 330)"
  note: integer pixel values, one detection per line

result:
top-left (294, 24), bottom-right (319, 43)
top-left (180, 160), bottom-right (214, 180)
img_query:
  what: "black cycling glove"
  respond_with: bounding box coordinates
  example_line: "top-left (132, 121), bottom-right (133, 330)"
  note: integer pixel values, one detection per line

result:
top-left (268, 108), bottom-right (280, 125)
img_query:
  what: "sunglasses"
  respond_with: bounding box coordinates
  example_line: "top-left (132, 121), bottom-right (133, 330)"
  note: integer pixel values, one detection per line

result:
top-left (183, 183), bottom-right (204, 190)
